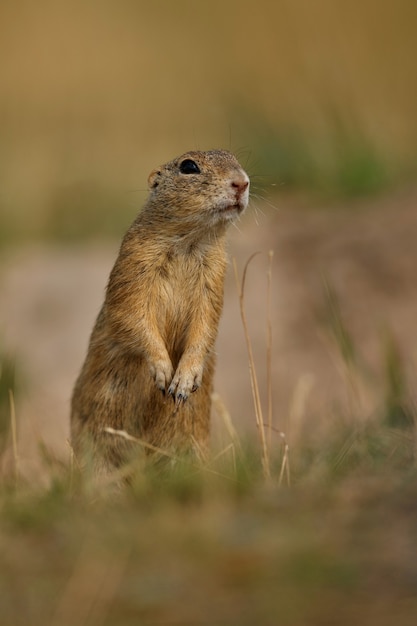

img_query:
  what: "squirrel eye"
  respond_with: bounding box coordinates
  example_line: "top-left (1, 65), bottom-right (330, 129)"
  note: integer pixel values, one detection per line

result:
top-left (179, 159), bottom-right (201, 175)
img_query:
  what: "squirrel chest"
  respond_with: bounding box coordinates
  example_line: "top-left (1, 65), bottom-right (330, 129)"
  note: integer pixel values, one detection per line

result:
top-left (150, 245), bottom-right (225, 358)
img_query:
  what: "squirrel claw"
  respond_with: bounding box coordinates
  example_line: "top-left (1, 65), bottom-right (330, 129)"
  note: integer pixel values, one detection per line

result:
top-left (167, 384), bottom-right (189, 411)
top-left (168, 361), bottom-right (203, 408)
top-left (168, 387), bottom-right (187, 403)
top-left (176, 392), bottom-right (188, 405)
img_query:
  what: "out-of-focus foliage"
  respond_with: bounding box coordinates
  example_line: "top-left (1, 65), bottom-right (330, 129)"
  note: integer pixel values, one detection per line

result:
top-left (0, 0), bottom-right (416, 240)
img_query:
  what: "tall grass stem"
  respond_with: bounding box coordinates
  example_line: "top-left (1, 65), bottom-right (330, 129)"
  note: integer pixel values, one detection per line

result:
top-left (233, 255), bottom-right (271, 479)
top-left (9, 389), bottom-right (19, 487)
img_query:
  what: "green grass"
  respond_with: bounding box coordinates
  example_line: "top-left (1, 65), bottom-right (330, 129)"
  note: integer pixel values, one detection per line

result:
top-left (235, 111), bottom-right (398, 200)
top-left (43, 180), bottom-right (137, 242)
top-left (1, 414), bottom-right (416, 626)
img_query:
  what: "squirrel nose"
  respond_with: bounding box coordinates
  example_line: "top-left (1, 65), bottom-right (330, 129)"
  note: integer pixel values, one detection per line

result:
top-left (231, 179), bottom-right (249, 194)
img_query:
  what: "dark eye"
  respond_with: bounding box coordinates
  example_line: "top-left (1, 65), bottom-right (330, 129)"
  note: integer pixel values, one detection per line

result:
top-left (179, 159), bottom-right (201, 175)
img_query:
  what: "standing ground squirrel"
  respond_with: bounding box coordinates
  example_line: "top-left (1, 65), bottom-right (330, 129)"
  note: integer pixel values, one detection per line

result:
top-left (71, 149), bottom-right (250, 473)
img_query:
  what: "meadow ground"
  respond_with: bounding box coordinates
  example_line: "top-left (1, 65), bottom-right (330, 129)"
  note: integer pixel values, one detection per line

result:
top-left (1, 186), bottom-right (417, 625)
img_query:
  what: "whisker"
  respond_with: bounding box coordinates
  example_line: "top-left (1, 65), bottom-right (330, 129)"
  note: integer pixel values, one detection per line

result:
top-left (231, 220), bottom-right (243, 234)
top-left (250, 193), bottom-right (280, 213)
top-left (249, 200), bottom-right (266, 223)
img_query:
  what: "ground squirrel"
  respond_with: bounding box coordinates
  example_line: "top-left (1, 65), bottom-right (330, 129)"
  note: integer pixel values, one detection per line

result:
top-left (70, 149), bottom-right (250, 474)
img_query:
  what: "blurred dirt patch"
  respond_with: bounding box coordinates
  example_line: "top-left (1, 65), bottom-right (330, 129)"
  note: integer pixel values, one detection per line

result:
top-left (1, 188), bottom-right (417, 478)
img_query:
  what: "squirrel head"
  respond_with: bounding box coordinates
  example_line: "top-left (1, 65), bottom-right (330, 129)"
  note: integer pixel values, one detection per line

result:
top-left (146, 150), bottom-right (250, 228)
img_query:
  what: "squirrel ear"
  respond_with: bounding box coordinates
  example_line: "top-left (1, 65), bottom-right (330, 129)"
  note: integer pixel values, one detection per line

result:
top-left (148, 169), bottom-right (161, 190)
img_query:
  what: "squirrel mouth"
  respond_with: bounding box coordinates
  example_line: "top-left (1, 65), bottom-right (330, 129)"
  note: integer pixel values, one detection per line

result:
top-left (223, 202), bottom-right (245, 214)
top-left (213, 198), bottom-right (247, 221)
top-left (217, 204), bottom-right (241, 219)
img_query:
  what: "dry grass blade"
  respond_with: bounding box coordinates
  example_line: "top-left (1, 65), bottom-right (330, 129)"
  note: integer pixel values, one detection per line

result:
top-left (266, 250), bottom-right (274, 452)
top-left (279, 440), bottom-right (291, 487)
top-left (103, 427), bottom-right (239, 483)
top-left (209, 442), bottom-right (236, 463)
top-left (233, 254), bottom-right (271, 479)
top-left (212, 391), bottom-right (244, 454)
top-left (66, 438), bottom-right (82, 495)
top-left (286, 374), bottom-right (314, 444)
top-left (9, 389), bottom-right (19, 487)
top-left (104, 427), bottom-right (178, 460)
top-left (263, 423), bottom-right (291, 487)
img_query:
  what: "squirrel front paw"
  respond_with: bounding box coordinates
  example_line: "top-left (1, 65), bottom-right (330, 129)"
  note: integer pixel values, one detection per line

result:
top-left (149, 358), bottom-right (174, 393)
top-left (168, 361), bottom-right (203, 406)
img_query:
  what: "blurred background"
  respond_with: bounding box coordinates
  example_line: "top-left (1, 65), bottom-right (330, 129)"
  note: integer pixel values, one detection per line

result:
top-left (1, 0), bottom-right (417, 475)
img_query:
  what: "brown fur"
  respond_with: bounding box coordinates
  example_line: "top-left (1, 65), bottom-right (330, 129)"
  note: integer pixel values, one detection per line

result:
top-left (70, 149), bottom-right (249, 473)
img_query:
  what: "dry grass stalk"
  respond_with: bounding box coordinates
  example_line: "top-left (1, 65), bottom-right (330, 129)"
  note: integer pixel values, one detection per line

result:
top-left (266, 249), bottom-right (274, 453)
top-left (103, 427), bottom-right (238, 483)
top-left (104, 427), bottom-right (179, 461)
top-left (278, 435), bottom-right (291, 487)
top-left (320, 276), bottom-right (372, 421)
top-left (66, 439), bottom-right (79, 495)
top-left (233, 254), bottom-right (271, 479)
top-left (190, 434), bottom-right (209, 463)
top-left (209, 442), bottom-right (237, 474)
top-left (212, 391), bottom-right (244, 455)
top-left (286, 374), bottom-right (314, 444)
top-left (262, 423), bottom-right (291, 487)
top-left (8, 389), bottom-right (19, 487)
